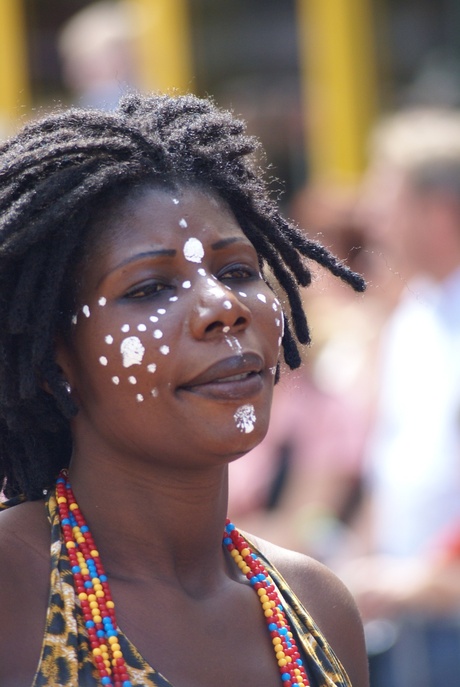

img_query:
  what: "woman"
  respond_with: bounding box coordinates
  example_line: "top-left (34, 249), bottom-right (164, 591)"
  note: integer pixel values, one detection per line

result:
top-left (0, 93), bottom-right (368, 687)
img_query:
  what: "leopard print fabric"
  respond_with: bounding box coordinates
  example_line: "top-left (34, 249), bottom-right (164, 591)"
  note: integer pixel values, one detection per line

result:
top-left (0, 494), bottom-right (351, 687)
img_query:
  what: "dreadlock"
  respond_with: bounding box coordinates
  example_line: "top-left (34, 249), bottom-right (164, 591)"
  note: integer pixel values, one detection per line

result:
top-left (0, 92), bottom-right (365, 501)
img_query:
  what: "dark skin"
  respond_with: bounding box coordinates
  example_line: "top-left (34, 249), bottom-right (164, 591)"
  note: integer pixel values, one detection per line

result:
top-left (0, 187), bottom-right (369, 687)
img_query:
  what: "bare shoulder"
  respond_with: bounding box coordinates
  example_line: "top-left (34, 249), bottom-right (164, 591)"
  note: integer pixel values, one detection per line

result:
top-left (0, 500), bottom-right (51, 686)
top-left (249, 533), bottom-right (369, 687)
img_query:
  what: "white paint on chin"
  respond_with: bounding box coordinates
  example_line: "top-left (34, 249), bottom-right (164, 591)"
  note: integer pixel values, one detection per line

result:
top-left (120, 336), bottom-right (145, 367)
top-left (99, 356), bottom-right (108, 366)
top-left (159, 345), bottom-right (170, 355)
top-left (151, 387), bottom-right (159, 397)
top-left (183, 237), bottom-right (204, 263)
top-left (179, 218), bottom-right (188, 229)
top-left (147, 363), bottom-right (157, 373)
top-left (234, 404), bottom-right (256, 433)
top-left (98, 297), bottom-right (107, 307)
top-left (136, 393), bottom-right (144, 403)
top-left (105, 335), bottom-right (114, 344)
top-left (128, 376), bottom-right (137, 385)
top-left (153, 330), bottom-right (163, 339)
top-left (137, 324), bottom-right (147, 332)
top-left (82, 305), bottom-right (90, 318)
top-left (112, 376), bottom-right (120, 385)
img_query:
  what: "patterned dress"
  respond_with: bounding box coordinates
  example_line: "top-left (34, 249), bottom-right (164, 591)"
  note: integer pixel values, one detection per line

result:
top-left (0, 493), bottom-right (351, 687)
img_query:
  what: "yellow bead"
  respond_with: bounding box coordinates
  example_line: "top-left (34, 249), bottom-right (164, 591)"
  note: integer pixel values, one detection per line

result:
top-left (260, 594), bottom-right (269, 603)
top-left (262, 602), bottom-right (272, 611)
top-left (257, 588), bottom-right (266, 596)
top-left (91, 550), bottom-right (99, 557)
top-left (69, 503), bottom-right (78, 511)
top-left (76, 537), bottom-right (85, 544)
top-left (90, 602), bottom-right (99, 610)
top-left (288, 632), bottom-right (293, 638)
top-left (240, 547), bottom-right (250, 557)
top-left (88, 595), bottom-right (96, 602)
top-left (276, 651), bottom-right (285, 660)
top-left (110, 643), bottom-right (121, 653)
top-left (103, 660), bottom-right (111, 671)
top-left (113, 650), bottom-right (122, 659)
top-left (294, 669), bottom-right (301, 676)
top-left (278, 658), bottom-right (287, 667)
top-left (95, 590), bottom-right (105, 598)
top-left (78, 592), bottom-right (88, 601)
top-left (272, 638), bottom-right (282, 646)
top-left (237, 560), bottom-right (246, 569)
top-left (92, 648), bottom-right (102, 656)
top-left (92, 577), bottom-right (100, 585)
top-left (94, 584), bottom-right (103, 592)
top-left (99, 644), bottom-right (107, 652)
top-left (57, 496), bottom-right (67, 504)
top-left (234, 554), bottom-right (243, 563)
top-left (93, 615), bottom-right (102, 624)
top-left (230, 549), bottom-right (239, 558)
top-left (264, 609), bottom-right (273, 617)
top-left (242, 565), bottom-right (251, 574)
top-left (106, 601), bottom-right (115, 609)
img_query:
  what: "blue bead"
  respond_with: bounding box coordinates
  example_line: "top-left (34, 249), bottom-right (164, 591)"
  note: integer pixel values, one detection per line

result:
top-left (278, 604), bottom-right (283, 610)
top-left (107, 630), bottom-right (117, 637)
top-left (71, 566), bottom-right (80, 574)
top-left (100, 575), bottom-right (108, 582)
top-left (282, 674), bottom-right (291, 681)
top-left (251, 553), bottom-right (258, 559)
top-left (249, 577), bottom-right (258, 586)
top-left (85, 620), bottom-right (95, 628)
top-left (101, 677), bottom-right (111, 685)
top-left (122, 682), bottom-right (132, 687)
top-left (80, 525), bottom-right (89, 532)
top-left (280, 627), bottom-right (288, 635)
top-left (296, 659), bottom-right (303, 666)
top-left (223, 537), bottom-right (232, 545)
top-left (268, 623), bottom-right (277, 632)
top-left (57, 477), bottom-right (65, 484)
top-left (97, 630), bottom-right (105, 638)
top-left (225, 522), bottom-right (235, 532)
top-left (257, 574), bottom-right (266, 582)
top-left (84, 581), bottom-right (92, 588)
top-left (62, 518), bottom-right (71, 526)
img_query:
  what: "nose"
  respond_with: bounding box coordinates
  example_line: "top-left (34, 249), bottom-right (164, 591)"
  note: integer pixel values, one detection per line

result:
top-left (188, 277), bottom-right (252, 340)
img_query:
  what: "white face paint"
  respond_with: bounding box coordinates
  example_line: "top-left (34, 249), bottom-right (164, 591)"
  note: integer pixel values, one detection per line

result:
top-left (153, 330), bottom-right (163, 339)
top-left (136, 393), bottom-right (144, 403)
top-left (98, 297), bottom-right (107, 307)
top-left (71, 314), bottom-right (78, 325)
top-left (157, 309), bottom-right (166, 315)
top-left (82, 305), bottom-right (91, 318)
top-left (182, 281), bottom-right (191, 289)
top-left (269, 366), bottom-right (277, 376)
top-left (105, 335), bottom-right (114, 344)
top-left (275, 318), bottom-right (280, 327)
top-left (137, 324), bottom-right (147, 332)
top-left (151, 387), bottom-right (159, 397)
top-left (224, 335), bottom-right (242, 355)
top-left (257, 293), bottom-right (267, 303)
top-left (169, 296), bottom-right (178, 302)
top-left (172, 198), bottom-right (179, 205)
top-left (121, 324), bottom-right (130, 333)
top-left (183, 237), bottom-right (204, 263)
top-left (159, 345), bottom-right (170, 355)
top-left (149, 315), bottom-right (159, 323)
top-left (234, 404), bottom-right (256, 433)
top-left (222, 326), bottom-right (230, 333)
top-left (223, 300), bottom-right (232, 310)
top-left (147, 363), bottom-right (157, 373)
top-left (272, 302), bottom-right (278, 312)
top-left (120, 336), bottom-right (145, 367)
top-left (128, 376), bottom-right (137, 385)
top-left (99, 356), bottom-right (108, 366)
top-left (238, 291), bottom-right (247, 298)
top-left (179, 218), bottom-right (188, 228)
top-left (112, 376), bottom-right (120, 385)
top-left (198, 268), bottom-right (206, 277)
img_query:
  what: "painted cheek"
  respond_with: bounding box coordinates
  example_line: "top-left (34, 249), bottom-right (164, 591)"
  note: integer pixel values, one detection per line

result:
top-left (234, 404), bottom-right (256, 433)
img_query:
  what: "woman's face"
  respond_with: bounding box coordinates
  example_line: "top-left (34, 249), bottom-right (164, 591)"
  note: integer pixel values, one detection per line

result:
top-left (57, 186), bottom-right (283, 470)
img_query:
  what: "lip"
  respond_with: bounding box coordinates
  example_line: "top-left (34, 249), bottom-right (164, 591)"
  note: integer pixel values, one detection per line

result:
top-left (179, 353), bottom-right (265, 401)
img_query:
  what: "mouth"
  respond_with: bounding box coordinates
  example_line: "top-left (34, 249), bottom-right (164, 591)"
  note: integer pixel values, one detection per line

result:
top-left (179, 354), bottom-right (265, 401)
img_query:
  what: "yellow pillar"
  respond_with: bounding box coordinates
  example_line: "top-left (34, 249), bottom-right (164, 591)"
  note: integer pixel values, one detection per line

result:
top-left (0, 0), bottom-right (29, 132)
top-left (296, 0), bottom-right (378, 184)
top-left (128, 0), bottom-right (193, 94)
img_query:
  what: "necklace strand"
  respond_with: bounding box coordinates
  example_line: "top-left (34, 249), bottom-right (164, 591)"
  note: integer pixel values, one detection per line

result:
top-left (56, 470), bottom-right (309, 687)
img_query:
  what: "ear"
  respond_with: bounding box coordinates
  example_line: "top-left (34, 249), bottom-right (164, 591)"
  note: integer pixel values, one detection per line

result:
top-left (54, 334), bottom-right (79, 392)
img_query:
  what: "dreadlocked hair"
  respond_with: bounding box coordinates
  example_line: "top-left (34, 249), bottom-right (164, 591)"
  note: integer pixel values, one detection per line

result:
top-left (0, 92), bottom-right (365, 501)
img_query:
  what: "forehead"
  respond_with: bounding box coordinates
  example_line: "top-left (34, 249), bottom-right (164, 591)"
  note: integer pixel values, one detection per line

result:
top-left (91, 185), bottom-right (247, 254)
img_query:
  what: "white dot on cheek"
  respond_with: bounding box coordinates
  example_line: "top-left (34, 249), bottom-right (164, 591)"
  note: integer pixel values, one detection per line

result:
top-left (222, 326), bottom-right (230, 333)
top-left (128, 376), bottom-right (137, 385)
top-left (169, 296), bottom-right (178, 302)
top-left (182, 281), bottom-right (191, 289)
top-left (153, 330), bottom-right (163, 339)
top-left (151, 388), bottom-right (159, 398)
top-left (120, 336), bottom-right (145, 367)
top-left (82, 305), bottom-right (90, 318)
top-left (99, 356), bottom-right (108, 366)
top-left (71, 314), bottom-right (78, 325)
top-left (272, 302), bottom-right (278, 312)
top-left (223, 301), bottom-right (232, 310)
top-left (98, 297), bottom-right (107, 307)
top-left (257, 293), bottom-right (267, 303)
top-left (275, 318), bottom-right (280, 327)
top-left (160, 345), bottom-right (170, 355)
top-left (105, 335), bottom-right (114, 345)
top-left (137, 324), bottom-right (147, 332)
top-left (179, 218), bottom-right (188, 229)
top-left (136, 393), bottom-right (144, 403)
top-left (238, 292), bottom-right (247, 298)
top-left (198, 268), bottom-right (206, 277)
top-left (147, 363), bottom-right (157, 373)
top-left (157, 309), bottom-right (166, 315)
top-left (149, 315), bottom-right (159, 323)
top-left (112, 376), bottom-right (120, 385)
top-left (121, 324), bottom-right (130, 333)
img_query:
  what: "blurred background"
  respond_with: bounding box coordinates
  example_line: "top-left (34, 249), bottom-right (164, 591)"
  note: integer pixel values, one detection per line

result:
top-left (3, 2), bottom-right (460, 685)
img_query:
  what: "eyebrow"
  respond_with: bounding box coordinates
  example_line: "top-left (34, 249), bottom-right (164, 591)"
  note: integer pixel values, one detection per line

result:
top-left (210, 237), bottom-right (248, 250)
top-left (99, 249), bottom-right (177, 285)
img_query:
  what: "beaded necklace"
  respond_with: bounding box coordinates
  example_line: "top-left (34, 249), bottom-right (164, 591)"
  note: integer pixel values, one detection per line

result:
top-left (56, 470), bottom-right (310, 687)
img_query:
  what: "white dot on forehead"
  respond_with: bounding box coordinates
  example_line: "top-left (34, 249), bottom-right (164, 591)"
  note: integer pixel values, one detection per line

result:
top-left (182, 281), bottom-right (191, 289)
top-left (238, 292), bottom-right (247, 298)
top-left (120, 336), bottom-right (145, 368)
top-left (179, 218), bottom-right (188, 229)
top-left (128, 376), bottom-right (137, 385)
top-left (137, 324), bottom-right (147, 332)
top-left (153, 329), bottom-right (163, 339)
top-left (105, 335), bottom-right (114, 345)
top-left (169, 296), bottom-right (178, 302)
top-left (198, 268), bottom-right (206, 277)
top-left (223, 300), bottom-right (232, 310)
top-left (147, 363), bottom-right (157, 373)
top-left (112, 376), bottom-right (120, 385)
top-left (160, 345), bottom-right (170, 355)
top-left (99, 356), bottom-right (108, 366)
top-left (71, 314), bottom-right (78, 325)
top-left (98, 297), bottom-right (107, 307)
top-left (136, 393), bottom-right (144, 403)
top-left (172, 198), bottom-right (179, 205)
top-left (82, 305), bottom-right (90, 318)
top-left (257, 293), bottom-right (267, 303)
top-left (121, 324), bottom-right (130, 333)
top-left (183, 237), bottom-right (204, 263)
top-left (151, 387), bottom-right (159, 397)
top-left (157, 309), bottom-right (166, 315)
top-left (149, 315), bottom-right (159, 323)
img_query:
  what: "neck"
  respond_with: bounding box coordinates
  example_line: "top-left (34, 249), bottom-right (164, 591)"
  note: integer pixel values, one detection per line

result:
top-left (67, 453), bottom-right (231, 595)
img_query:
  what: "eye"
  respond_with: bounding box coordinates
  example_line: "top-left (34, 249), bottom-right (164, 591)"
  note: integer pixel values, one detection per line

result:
top-left (123, 280), bottom-right (171, 300)
top-left (218, 263), bottom-right (259, 281)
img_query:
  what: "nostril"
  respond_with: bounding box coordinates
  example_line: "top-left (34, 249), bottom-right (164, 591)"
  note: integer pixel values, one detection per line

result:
top-left (205, 321), bottom-right (224, 334)
top-left (234, 317), bottom-right (246, 327)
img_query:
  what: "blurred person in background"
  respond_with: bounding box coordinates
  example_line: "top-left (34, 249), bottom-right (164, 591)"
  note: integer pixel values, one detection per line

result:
top-left (57, 0), bottom-right (139, 110)
top-left (340, 108), bottom-right (460, 687)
